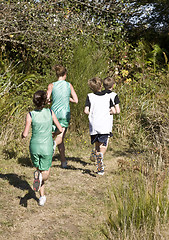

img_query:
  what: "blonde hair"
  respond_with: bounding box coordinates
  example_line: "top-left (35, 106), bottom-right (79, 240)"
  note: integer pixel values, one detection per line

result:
top-left (52, 64), bottom-right (67, 77)
top-left (88, 77), bottom-right (102, 93)
top-left (103, 77), bottom-right (115, 89)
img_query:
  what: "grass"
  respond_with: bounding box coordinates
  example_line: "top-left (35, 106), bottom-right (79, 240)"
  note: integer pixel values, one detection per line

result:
top-left (102, 172), bottom-right (169, 239)
top-left (0, 130), bottom-right (106, 239)
top-left (0, 129), bottom-right (169, 239)
top-left (0, 37), bottom-right (168, 239)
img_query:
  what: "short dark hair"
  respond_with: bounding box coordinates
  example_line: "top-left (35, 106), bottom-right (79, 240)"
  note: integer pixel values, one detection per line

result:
top-left (33, 90), bottom-right (47, 109)
top-left (52, 64), bottom-right (67, 77)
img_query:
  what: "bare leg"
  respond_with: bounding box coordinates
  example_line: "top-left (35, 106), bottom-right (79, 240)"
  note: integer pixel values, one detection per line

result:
top-left (95, 141), bottom-right (109, 175)
top-left (58, 142), bottom-right (66, 165)
top-left (54, 128), bottom-right (67, 167)
top-left (39, 168), bottom-right (51, 197)
top-left (95, 142), bottom-right (108, 156)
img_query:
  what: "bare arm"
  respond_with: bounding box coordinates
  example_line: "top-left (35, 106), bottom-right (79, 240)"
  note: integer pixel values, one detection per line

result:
top-left (69, 83), bottom-right (78, 103)
top-left (47, 83), bottom-right (53, 103)
top-left (114, 104), bottom-right (120, 114)
top-left (22, 113), bottom-right (32, 138)
top-left (84, 106), bottom-right (90, 115)
top-left (110, 106), bottom-right (116, 115)
top-left (51, 110), bottom-right (63, 133)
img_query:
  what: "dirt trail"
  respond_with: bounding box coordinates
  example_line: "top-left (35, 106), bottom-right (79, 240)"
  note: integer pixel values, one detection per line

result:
top-left (0, 142), bottom-right (123, 240)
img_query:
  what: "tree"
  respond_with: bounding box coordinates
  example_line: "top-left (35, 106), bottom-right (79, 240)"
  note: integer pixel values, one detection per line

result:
top-left (117, 0), bottom-right (169, 31)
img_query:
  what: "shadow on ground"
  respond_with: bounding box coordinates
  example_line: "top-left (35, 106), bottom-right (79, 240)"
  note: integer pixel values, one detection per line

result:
top-left (53, 154), bottom-right (92, 166)
top-left (109, 148), bottom-right (144, 157)
top-left (0, 173), bottom-right (38, 207)
top-left (18, 157), bottom-right (33, 167)
top-left (3, 149), bottom-right (17, 160)
top-left (53, 154), bottom-right (97, 177)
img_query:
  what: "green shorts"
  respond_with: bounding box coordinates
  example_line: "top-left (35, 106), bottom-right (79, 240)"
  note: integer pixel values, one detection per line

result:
top-left (52, 118), bottom-right (70, 132)
top-left (30, 153), bottom-right (53, 171)
top-left (52, 124), bottom-right (68, 133)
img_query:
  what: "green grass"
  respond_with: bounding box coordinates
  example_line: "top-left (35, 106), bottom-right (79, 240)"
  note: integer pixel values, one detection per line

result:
top-left (0, 34), bottom-right (169, 240)
top-left (103, 172), bottom-right (169, 239)
top-left (0, 130), bottom-right (169, 239)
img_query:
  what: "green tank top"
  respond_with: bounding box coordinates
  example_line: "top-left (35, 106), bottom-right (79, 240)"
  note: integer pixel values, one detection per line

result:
top-left (29, 108), bottom-right (53, 155)
top-left (51, 80), bottom-right (71, 127)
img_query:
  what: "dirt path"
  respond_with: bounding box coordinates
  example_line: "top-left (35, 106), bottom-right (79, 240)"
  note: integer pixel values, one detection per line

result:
top-left (0, 139), bottom-right (125, 240)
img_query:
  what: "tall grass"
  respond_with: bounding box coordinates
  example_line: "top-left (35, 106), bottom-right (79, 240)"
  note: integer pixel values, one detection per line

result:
top-left (1, 38), bottom-right (168, 165)
top-left (0, 28), bottom-right (169, 240)
top-left (0, 60), bottom-right (47, 148)
top-left (45, 39), bottom-right (109, 131)
top-left (0, 61), bottom-right (40, 121)
top-left (103, 173), bottom-right (169, 239)
top-left (1, 39), bottom-right (168, 167)
top-left (113, 69), bottom-right (169, 166)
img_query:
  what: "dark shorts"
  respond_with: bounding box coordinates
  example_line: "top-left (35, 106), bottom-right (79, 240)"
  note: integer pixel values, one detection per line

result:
top-left (91, 134), bottom-right (112, 147)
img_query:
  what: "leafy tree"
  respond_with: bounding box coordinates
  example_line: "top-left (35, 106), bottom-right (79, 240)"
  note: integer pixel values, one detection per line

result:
top-left (117, 0), bottom-right (169, 31)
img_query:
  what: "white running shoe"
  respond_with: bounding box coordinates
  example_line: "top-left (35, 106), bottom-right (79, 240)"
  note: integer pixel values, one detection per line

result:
top-left (39, 195), bottom-right (46, 206)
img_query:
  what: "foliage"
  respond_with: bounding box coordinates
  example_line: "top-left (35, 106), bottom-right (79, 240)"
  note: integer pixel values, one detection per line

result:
top-left (103, 173), bottom-right (169, 239)
top-left (0, 0), bottom-right (168, 164)
top-left (0, 2), bottom-right (169, 238)
top-left (113, 66), bottom-right (169, 165)
top-left (65, 38), bottom-right (110, 130)
top-left (0, 59), bottom-right (46, 131)
top-left (104, 37), bottom-right (168, 167)
top-left (0, 0), bottom-right (124, 72)
top-left (121, 0), bottom-right (169, 31)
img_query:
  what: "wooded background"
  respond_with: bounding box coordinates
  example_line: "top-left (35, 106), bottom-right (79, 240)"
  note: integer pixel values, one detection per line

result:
top-left (0, 0), bottom-right (168, 163)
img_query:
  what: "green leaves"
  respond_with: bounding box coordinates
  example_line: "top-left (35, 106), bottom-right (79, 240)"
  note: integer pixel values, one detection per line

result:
top-left (0, 61), bottom-right (42, 129)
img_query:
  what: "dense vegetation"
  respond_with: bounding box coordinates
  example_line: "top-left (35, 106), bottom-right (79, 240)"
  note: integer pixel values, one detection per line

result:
top-left (0, 0), bottom-right (169, 239)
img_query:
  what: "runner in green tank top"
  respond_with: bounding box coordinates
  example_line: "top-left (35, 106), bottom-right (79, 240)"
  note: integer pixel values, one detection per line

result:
top-left (30, 108), bottom-right (53, 156)
top-left (22, 90), bottom-right (62, 206)
top-left (47, 65), bottom-right (78, 168)
top-left (51, 80), bottom-right (71, 128)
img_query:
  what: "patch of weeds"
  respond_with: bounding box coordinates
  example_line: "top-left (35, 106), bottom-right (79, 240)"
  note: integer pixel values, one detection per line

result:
top-left (3, 148), bottom-right (17, 160)
top-left (1, 220), bottom-right (13, 228)
top-left (102, 173), bottom-right (169, 239)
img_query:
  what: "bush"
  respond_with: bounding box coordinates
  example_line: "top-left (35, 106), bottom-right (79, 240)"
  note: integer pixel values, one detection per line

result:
top-left (45, 38), bottom-right (110, 131)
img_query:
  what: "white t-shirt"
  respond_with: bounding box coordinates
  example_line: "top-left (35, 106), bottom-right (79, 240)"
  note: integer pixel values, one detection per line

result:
top-left (85, 92), bottom-right (113, 135)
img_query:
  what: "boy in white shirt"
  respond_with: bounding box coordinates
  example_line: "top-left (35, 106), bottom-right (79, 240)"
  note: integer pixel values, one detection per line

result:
top-left (103, 77), bottom-right (120, 115)
top-left (84, 77), bottom-right (116, 175)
